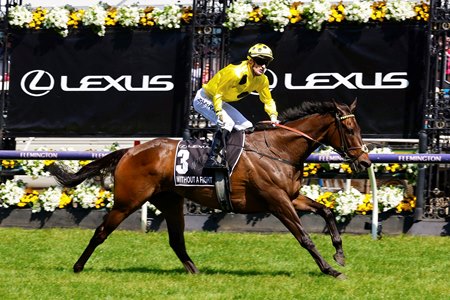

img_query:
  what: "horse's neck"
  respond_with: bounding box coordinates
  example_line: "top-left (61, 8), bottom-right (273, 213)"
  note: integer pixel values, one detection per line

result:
top-left (292, 114), bottom-right (333, 141)
top-left (245, 114), bottom-right (333, 163)
top-left (282, 114), bottom-right (334, 159)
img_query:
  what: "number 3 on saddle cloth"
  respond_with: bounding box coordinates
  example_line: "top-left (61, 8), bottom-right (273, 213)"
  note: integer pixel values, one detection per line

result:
top-left (174, 131), bottom-right (245, 212)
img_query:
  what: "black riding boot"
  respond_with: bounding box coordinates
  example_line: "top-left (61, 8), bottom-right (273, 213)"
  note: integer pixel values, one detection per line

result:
top-left (205, 129), bottom-right (230, 169)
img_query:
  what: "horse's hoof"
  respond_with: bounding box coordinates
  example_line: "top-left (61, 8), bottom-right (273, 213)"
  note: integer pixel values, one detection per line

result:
top-left (336, 273), bottom-right (347, 280)
top-left (73, 264), bottom-right (84, 273)
top-left (333, 253), bottom-right (346, 267)
top-left (183, 261), bottom-right (200, 274)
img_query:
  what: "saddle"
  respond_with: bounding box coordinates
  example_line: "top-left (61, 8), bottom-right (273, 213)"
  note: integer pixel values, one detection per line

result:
top-left (173, 131), bottom-right (245, 187)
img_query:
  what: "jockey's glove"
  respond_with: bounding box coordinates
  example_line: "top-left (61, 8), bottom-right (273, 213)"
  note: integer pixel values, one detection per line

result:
top-left (270, 114), bottom-right (280, 124)
top-left (216, 111), bottom-right (225, 128)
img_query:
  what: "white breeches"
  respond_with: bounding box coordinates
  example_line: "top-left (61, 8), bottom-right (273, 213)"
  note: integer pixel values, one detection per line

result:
top-left (192, 88), bottom-right (253, 132)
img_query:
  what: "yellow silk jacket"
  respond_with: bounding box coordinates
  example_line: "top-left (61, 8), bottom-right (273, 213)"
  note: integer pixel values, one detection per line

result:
top-left (202, 61), bottom-right (278, 117)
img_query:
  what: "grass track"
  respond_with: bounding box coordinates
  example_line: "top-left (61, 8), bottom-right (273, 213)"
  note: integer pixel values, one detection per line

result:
top-left (0, 228), bottom-right (449, 299)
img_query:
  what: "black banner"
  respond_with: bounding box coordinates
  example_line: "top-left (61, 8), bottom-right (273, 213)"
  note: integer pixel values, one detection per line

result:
top-left (229, 23), bottom-right (427, 138)
top-left (7, 29), bottom-right (190, 137)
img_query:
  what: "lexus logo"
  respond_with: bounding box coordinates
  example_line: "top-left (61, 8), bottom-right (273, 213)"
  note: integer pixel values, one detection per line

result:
top-left (20, 69), bottom-right (175, 97)
top-left (21, 70), bottom-right (55, 97)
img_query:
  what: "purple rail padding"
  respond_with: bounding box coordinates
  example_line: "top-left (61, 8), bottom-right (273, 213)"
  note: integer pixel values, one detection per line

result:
top-left (306, 153), bottom-right (450, 163)
top-left (1, 150), bottom-right (450, 163)
top-left (0, 150), bottom-right (110, 160)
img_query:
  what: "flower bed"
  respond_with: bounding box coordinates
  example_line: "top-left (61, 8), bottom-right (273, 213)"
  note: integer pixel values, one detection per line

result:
top-left (7, 1), bottom-right (429, 37)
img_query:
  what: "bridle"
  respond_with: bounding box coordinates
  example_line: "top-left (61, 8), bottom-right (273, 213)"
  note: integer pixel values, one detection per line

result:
top-left (332, 113), bottom-right (369, 164)
top-left (272, 113), bottom-right (368, 164)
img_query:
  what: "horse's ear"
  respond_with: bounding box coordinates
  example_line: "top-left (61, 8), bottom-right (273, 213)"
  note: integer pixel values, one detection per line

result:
top-left (332, 99), bottom-right (346, 115)
top-left (350, 98), bottom-right (357, 112)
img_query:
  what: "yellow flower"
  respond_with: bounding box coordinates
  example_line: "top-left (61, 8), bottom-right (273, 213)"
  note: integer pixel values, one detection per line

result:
top-left (248, 7), bottom-right (263, 23)
top-left (357, 194), bottom-right (373, 214)
top-left (181, 6), bottom-right (193, 24)
top-left (105, 8), bottom-right (118, 26)
top-left (289, 2), bottom-right (302, 24)
top-left (44, 160), bottom-right (55, 166)
top-left (341, 163), bottom-right (352, 174)
top-left (317, 191), bottom-right (335, 208)
top-left (68, 9), bottom-right (84, 28)
top-left (19, 189), bottom-right (40, 207)
top-left (59, 191), bottom-right (72, 208)
top-left (139, 6), bottom-right (156, 27)
top-left (414, 1), bottom-right (429, 21)
top-left (371, 1), bottom-right (386, 22)
top-left (329, 2), bottom-right (345, 23)
top-left (30, 7), bottom-right (47, 30)
top-left (79, 160), bottom-right (92, 167)
top-left (1, 160), bottom-right (17, 169)
top-left (303, 163), bottom-right (321, 177)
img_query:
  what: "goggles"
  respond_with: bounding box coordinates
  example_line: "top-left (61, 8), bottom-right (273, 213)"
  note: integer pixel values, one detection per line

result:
top-left (252, 57), bottom-right (271, 66)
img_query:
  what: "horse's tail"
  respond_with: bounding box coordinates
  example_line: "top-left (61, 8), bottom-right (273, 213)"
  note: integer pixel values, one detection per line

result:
top-left (47, 148), bottom-right (129, 188)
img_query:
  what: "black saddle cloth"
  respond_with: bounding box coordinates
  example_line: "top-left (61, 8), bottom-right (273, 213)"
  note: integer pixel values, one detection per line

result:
top-left (174, 131), bottom-right (245, 186)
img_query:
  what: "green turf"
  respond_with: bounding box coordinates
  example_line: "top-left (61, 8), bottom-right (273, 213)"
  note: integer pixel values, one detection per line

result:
top-left (0, 228), bottom-right (448, 299)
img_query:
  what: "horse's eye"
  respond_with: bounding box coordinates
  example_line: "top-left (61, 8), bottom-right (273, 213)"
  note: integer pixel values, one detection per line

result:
top-left (347, 128), bottom-right (354, 136)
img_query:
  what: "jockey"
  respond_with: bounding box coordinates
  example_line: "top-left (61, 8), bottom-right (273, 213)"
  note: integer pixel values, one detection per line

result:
top-left (193, 43), bottom-right (280, 169)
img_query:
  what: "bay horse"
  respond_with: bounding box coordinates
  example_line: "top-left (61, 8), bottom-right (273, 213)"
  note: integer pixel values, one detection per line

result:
top-left (48, 99), bottom-right (371, 279)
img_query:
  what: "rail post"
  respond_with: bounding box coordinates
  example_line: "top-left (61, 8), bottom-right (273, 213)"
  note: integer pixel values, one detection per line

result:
top-left (414, 130), bottom-right (428, 221)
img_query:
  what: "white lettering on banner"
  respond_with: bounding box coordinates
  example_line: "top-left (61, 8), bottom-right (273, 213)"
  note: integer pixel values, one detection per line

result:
top-left (398, 155), bottom-right (442, 162)
top-left (176, 176), bottom-right (213, 185)
top-left (19, 152), bottom-right (58, 158)
top-left (284, 72), bottom-right (409, 90)
top-left (21, 69), bottom-right (174, 97)
top-left (61, 75), bottom-right (174, 92)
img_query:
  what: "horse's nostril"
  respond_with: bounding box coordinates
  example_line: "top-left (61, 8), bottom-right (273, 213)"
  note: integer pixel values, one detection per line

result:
top-left (361, 160), bottom-right (371, 168)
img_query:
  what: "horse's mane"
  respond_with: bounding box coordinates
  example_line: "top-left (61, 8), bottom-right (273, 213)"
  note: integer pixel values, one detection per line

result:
top-left (279, 100), bottom-right (337, 123)
top-left (251, 100), bottom-right (338, 132)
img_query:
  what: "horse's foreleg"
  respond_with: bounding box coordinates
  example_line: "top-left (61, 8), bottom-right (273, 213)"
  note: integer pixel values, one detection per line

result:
top-left (292, 195), bottom-right (345, 266)
top-left (271, 202), bottom-right (345, 279)
top-left (152, 193), bottom-right (199, 274)
top-left (73, 209), bottom-right (128, 273)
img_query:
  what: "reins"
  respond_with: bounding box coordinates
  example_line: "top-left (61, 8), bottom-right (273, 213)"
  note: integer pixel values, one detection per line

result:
top-left (244, 113), bottom-right (368, 167)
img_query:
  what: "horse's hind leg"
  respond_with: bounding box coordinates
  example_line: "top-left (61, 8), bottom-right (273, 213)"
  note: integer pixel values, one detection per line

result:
top-left (293, 194), bottom-right (345, 266)
top-left (73, 208), bottom-right (133, 272)
top-left (151, 192), bottom-right (199, 274)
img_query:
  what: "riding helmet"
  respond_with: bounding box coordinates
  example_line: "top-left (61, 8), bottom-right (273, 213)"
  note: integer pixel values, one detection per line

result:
top-left (247, 43), bottom-right (274, 63)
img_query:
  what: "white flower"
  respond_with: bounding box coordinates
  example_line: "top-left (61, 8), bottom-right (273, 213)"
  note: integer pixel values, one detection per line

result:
top-left (377, 185), bottom-right (404, 212)
top-left (117, 5), bottom-right (140, 27)
top-left (82, 3), bottom-right (107, 36)
top-left (334, 187), bottom-right (363, 222)
top-left (345, 0), bottom-right (373, 23)
top-left (261, 0), bottom-right (291, 32)
top-left (72, 182), bottom-right (101, 209)
top-left (386, 0), bottom-right (416, 21)
top-left (8, 5), bottom-right (33, 27)
top-left (43, 7), bottom-right (70, 37)
top-left (153, 4), bottom-right (182, 29)
top-left (224, 0), bottom-right (253, 29)
top-left (300, 184), bottom-right (322, 200)
top-left (38, 186), bottom-right (63, 212)
top-left (0, 180), bottom-right (25, 208)
top-left (302, 0), bottom-right (331, 31)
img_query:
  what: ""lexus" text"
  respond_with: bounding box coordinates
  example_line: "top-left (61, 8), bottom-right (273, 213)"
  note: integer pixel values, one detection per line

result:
top-left (284, 72), bottom-right (408, 90)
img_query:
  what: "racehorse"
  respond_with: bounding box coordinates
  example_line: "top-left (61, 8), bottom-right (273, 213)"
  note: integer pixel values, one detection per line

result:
top-left (48, 99), bottom-right (371, 279)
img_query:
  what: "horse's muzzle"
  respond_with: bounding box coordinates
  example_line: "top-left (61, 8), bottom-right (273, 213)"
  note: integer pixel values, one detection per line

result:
top-left (350, 152), bottom-right (371, 173)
